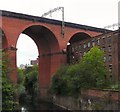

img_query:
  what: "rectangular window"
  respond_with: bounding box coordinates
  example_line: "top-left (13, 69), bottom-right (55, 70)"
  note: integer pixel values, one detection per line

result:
top-left (88, 42), bottom-right (90, 47)
top-left (97, 39), bottom-right (100, 45)
top-left (84, 43), bottom-right (86, 49)
top-left (107, 35), bottom-right (111, 37)
top-left (108, 55), bottom-right (112, 62)
top-left (103, 56), bottom-right (106, 62)
top-left (108, 45), bottom-right (112, 52)
top-left (102, 46), bottom-right (105, 52)
top-left (102, 36), bottom-right (105, 39)
top-left (103, 38), bottom-right (105, 44)
top-left (92, 39), bottom-right (95, 46)
top-left (108, 37), bottom-right (111, 44)
top-left (109, 64), bottom-right (112, 72)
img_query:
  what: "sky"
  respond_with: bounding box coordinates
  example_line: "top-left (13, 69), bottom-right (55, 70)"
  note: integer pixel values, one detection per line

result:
top-left (0, 0), bottom-right (120, 67)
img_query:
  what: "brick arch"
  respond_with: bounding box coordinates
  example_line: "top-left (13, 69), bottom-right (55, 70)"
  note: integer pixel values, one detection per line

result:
top-left (16, 25), bottom-right (61, 96)
top-left (69, 32), bottom-right (91, 44)
top-left (66, 32), bottom-right (91, 64)
top-left (63, 32), bottom-right (92, 50)
top-left (15, 23), bottom-right (60, 49)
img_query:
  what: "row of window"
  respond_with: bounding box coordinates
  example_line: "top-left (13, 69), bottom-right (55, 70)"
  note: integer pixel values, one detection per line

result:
top-left (70, 53), bottom-right (112, 62)
top-left (71, 35), bottom-right (112, 52)
top-left (70, 60), bottom-right (112, 70)
top-left (71, 45), bottom-right (112, 57)
top-left (102, 45), bottom-right (112, 52)
top-left (103, 55), bottom-right (112, 62)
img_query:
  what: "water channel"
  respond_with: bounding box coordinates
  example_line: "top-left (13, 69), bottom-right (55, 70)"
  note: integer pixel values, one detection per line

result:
top-left (20, 100), bottom-right (70, 112)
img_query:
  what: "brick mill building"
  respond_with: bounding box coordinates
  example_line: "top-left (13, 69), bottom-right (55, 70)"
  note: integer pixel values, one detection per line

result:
top-left (67, 29), bottom-right (120, 83)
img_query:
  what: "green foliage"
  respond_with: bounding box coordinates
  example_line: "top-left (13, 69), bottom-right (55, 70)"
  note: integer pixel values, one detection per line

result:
top-left (2, 51), bottom-right (17, 110)
top-left (79, 46), bottom-right (110, 88)
top-left (24, 65), bottom-right (38, 94)
top-left (49, 65), bottom-right (68, 95)
top-left (2, 75), bottom-right (15, 110)
top-left (18, 65), bottom-right (39, 105)
top-left (2, 52), bottom-right (14, 77)
top-left (17, 68), bottom-right (24, 84)
top-left (49, 46), bottom-right (111, 97)
top-left (16, 68), bottom-right (26, 104)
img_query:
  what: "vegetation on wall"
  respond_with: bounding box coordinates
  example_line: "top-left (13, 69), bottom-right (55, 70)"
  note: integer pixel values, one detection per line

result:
top-left (49, 46), bottom-right (112, 97)
top-left (2, 51), bottom-right (18, 110)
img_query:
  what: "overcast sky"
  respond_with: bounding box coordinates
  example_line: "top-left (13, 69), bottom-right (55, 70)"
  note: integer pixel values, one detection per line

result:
top-left (0, 0), bottom-right (119, 66)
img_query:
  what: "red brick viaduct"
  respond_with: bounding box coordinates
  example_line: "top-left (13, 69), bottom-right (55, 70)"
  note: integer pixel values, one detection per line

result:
top-left (0, 10), bottom-right (109, 96)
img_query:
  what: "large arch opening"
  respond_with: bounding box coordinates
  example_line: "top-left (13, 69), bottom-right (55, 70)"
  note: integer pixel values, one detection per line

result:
top-left (67, 32), bottom-right (91, 64)
top-left (17, 34), bottom-right (38, 67)
top-left (16, 25), bottom-right (60, 97)
top-left (16, 33), bottom-right (39, 105)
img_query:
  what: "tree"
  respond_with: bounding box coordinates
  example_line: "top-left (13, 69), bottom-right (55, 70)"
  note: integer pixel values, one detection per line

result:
top-left (78, 46), bottom-right (110, 88)
top-left (49, 65), bottom-right (68, 95)
top-left (49, 46), bottom-right (111, 97)
top-left (17, 68), bottom-right (25, 85)
top-left (16, 68), bottom-right (26, 102)
top-left (23, 65), bottom-right (39, 104)
top-left (1, 51), bottom-right (17, 110)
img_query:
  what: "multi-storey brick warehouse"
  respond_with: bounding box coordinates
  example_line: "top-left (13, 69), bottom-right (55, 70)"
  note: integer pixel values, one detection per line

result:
top-left (67, 29), bottom-right (120, 83)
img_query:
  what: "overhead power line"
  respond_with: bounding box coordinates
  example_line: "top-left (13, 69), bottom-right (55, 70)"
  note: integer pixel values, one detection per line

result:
top-left (41, 7), bottom-right (65, 37)
top-left (104, 23), bottom-right (120, 30)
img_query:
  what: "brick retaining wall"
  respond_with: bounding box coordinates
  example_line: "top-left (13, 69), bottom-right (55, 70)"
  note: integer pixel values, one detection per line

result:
top-left (52, 89), bottom-right (120, 111)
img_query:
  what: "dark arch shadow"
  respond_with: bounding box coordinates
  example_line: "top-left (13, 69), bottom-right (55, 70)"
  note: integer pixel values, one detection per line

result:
top-left (22, 25), bottom-right (60, 53)
top-left (67, 32), bottom-right (91, 64)
top-left (69, 32), bottom-right (91, 44)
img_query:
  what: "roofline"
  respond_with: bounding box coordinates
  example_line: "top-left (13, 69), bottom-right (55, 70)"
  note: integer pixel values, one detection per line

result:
top-left (0, 10), bottom-right (111, 33)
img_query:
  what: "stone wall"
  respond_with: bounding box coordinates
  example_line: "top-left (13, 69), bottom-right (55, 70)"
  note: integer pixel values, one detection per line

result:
top-left (52, 89), bottom-right (119, 111)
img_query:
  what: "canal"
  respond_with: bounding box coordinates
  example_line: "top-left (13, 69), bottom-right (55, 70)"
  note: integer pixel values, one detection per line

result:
top-left (20, 100), bottom-right (70, 112)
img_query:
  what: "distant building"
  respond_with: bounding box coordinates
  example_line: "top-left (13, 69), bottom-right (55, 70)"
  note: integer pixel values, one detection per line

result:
top-left (30, 58), bottom-right (38, 66)
top-left (19, 64), bottom-right (25, 69)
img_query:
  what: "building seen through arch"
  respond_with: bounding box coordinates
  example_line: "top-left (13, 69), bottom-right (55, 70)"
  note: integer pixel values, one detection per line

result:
top-left (67, 29), bottom-right (120, 83)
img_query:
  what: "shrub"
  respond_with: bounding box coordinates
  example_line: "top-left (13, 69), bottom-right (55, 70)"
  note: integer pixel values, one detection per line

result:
top-left (49, 46), bottom-right (112, 97)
